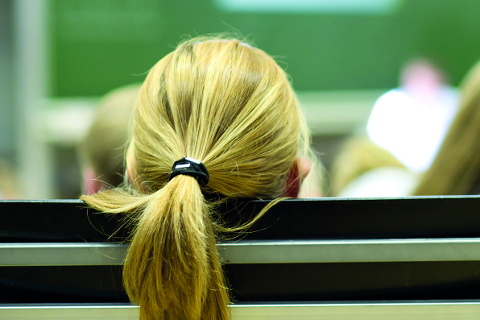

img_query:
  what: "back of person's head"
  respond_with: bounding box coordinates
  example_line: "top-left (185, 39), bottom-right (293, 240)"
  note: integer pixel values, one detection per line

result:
top-left (79, 84), bottom-right (141, 194)
top-left (414, 61), bottom-right (480, 195)
top-left (330, 136), bottom-right (405, 196)
top-left (81, 36), bottom-right (311, 319)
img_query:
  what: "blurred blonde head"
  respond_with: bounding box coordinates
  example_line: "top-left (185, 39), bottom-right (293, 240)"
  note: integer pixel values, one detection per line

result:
top-left (414, 61), bottom-right (480, 195)
top-left (330, 136), bottom-right (405, 196)
top-left (79, 84), bottom-right (140, 193)
top-left (82, 36), bottom-right (312, 319)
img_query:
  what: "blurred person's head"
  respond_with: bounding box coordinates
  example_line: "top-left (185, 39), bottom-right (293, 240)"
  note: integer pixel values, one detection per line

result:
top-left (330, 136), bottom-right (406, 196)
top-left (414, 60), bottom-right (480, 195)
top-left (81, 36), bottom-right (314, 319)
top-left (400, 59), bottom-right (447, 95)
top-left (79, 84), bottom-right (141, 194)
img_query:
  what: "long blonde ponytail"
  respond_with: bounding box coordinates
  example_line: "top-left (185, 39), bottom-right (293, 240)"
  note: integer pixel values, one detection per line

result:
top-left (123, 175), bottom-right (228, 319)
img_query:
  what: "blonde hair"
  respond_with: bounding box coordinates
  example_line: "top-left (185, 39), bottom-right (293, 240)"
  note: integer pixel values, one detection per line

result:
top-left (414, 61), bottom-right (480, 195)
top-left (81, 36), bottom-right (311, 319)
top-left (79, 84), bottom-right (141, 187)
top-left (330, 136), bottom-right (405, 196)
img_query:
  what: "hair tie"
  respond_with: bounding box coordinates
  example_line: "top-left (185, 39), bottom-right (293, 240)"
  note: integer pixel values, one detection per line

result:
top-left (169, 157), bottom-right (209, 187)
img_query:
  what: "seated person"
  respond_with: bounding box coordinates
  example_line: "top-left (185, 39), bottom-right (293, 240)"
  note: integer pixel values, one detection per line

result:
top-left (81, 36), bottom-right (315, 319)
top-left (336, 61), bottom-right (480, 197)
top-left (78, 84), bottom-right (141, 194)
top-left (367, 59), bottom-right (458, 173)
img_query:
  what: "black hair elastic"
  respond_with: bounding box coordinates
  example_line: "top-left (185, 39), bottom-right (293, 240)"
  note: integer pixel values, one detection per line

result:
top-left (169, 157), bottom-right (209, 187)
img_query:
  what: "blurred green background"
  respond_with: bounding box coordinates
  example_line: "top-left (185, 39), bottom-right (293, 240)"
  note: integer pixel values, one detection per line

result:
top-left (4, 0), bottom-right (480, 198)
top-left (50, 0), bottom-right (480, 97)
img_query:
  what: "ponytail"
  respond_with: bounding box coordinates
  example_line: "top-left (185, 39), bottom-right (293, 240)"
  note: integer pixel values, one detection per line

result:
top-left (124, 174), bottom-right (229, 319)
top-left (83, 175), bottom-right (229, 319)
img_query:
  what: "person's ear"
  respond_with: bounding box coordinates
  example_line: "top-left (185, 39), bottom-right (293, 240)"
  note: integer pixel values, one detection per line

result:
top-left (126, 144), bottom-right (144, 191)
top-left (283, 157), bottom-right (311, 198)
top-left (83, 168), bottom-right (103, 195)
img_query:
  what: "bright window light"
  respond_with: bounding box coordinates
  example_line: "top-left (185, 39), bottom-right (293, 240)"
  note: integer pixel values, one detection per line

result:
top-left (214, 0), bottom-right (402, 14)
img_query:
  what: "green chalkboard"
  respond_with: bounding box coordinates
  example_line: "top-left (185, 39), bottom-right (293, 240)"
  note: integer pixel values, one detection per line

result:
top-left (49, 0), bottom-right (480, 97)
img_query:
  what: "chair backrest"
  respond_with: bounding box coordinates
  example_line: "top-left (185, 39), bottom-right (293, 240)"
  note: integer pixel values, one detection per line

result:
top-left (2, 196), bottom-right (480, 319)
